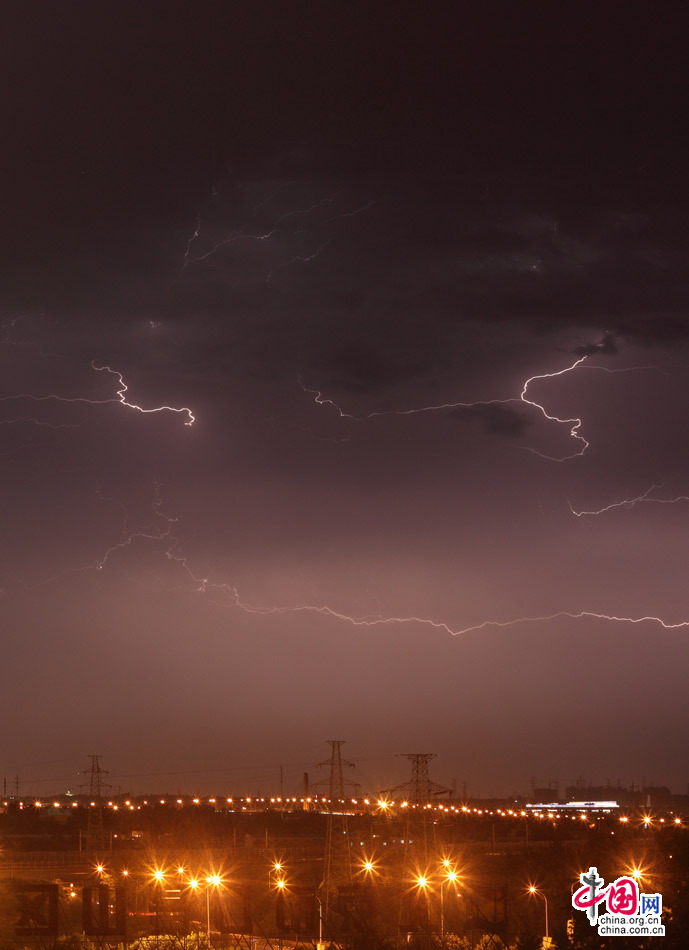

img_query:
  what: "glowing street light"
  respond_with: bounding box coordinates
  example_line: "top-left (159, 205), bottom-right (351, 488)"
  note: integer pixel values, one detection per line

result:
top-left (528, 885), bottom-right (549, 942)
top-left (203, 873), bottom-right (224, 943)
top-left (627, 864), bottom-right (652, 888)
top-left (269, 860), bottom-right (285, 889)
top-left (316, 896), bottom-right (324, 950)
top-left (441, 866), bottom-right (460, 937)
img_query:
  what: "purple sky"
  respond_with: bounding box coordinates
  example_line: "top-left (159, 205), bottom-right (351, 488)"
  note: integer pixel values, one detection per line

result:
top-left (1, 4), bottom-right (688, 797)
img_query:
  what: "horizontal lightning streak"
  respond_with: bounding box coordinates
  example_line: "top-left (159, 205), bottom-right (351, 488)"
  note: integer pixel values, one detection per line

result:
top-left (273, 193), bottom-right (338, 226)
top-left (181, 228), bottom-right (277, 273)
top-left (181, 193), bottom-right (374, 274)
top-left (90, 363), bottom-right (195, 426)
top-left (27, 488), bottom-right (689, 640)
top-left (267, 241), bottom-right (330, 283)
top-left (297, 376), bottom-right (518, 422)
top-left (451, 611), bottom-right (689, 636)
top-left (0, 417), bottom-right (82, 429)
top-left (321, 199), bottom-right (377, 226)
top-left (0, 364), bottom-right (194, 426)
top-left (569, 484), bottom-right (689, 517)
top-left (158, 557), bottom-right (689, 638)
top-left (300, 357), bottom-right (661, 461)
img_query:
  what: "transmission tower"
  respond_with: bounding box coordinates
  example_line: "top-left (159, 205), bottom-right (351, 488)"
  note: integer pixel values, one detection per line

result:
top-left (385, 754), bottom-right (451, 803)
top-left (311, 740), bottom-right (360, 798)
top-left (80, 754), bottom-right (110, 852)
top-left (312, 741), bottom-right (359, 932)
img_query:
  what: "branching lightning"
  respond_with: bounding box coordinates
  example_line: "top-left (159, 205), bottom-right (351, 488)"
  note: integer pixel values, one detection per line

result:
top-left (569, 484), bottom-right (689, 517)
top-left (0, 362), bottom-right (194, 427)
top-left (300, 355), bottom-right (661, 461)
top-left (180, 227), bottom-right (277, 274)
top-left (92, 483), bottom-right (176, 572)
top-left (179, 189), bottom-right (374, 277)
top-left (449, 611), bottom-right (689, 636)
top-left (519, 355), bottom-right (588, 459)
top-left (3, 173), bottom-right (681, 658)
top-left (19, 477), bottom-right (689, 641)
top-left (90, 363), bottom-right (195, 426)
top-left (266, 240), bottom-right (330, 283)
top-left (0, 417), bottom-right (82, 430)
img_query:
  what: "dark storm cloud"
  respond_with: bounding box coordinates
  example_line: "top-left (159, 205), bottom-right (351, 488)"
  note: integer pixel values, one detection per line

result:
top-left (161, 185), bottom-right (689, 395)
top-left (315, 341), bottom-right (424, 394)
top-left (573, 331), bottom-right (619, 357)
top-left (451, 404), bottom-right (534, 439)
top-left (3, 0), bottom-right (689, 796)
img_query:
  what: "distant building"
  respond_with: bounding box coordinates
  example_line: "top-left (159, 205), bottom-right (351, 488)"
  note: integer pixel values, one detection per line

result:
top-left (526, 800), bottom-right (619, 814)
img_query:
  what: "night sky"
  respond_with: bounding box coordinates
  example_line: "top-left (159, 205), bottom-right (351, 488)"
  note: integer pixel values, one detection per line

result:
top-left (2, 4), bottom-right (689, 797)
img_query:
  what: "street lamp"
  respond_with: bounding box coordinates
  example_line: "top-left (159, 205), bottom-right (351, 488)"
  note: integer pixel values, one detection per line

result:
top-left (193, 874), bottom-right (222, 946)
top-left (316, 896), bottom-right (324, 950)
top-left (270, 860), bottom-right (284, 887)
top-left (441, 868), bottom-right (459, 937)
top-left (528, 885), bottom-right (549, 943)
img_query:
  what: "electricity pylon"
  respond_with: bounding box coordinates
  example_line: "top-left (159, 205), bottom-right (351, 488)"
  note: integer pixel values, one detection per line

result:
top-left (80, 755), bottom-right (110, 852)
top-left (385, 753), bottom-right (451, 803)
top-left (312, 741), bottom-right (360, 931)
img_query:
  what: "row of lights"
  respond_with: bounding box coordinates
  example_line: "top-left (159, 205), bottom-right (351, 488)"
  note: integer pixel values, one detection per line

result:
top-left (90, 858), bottom-right (458, 889)
top-left (90, 855), bottom-right (655, 893)
top-left (8, 798), bottom-right (685, 822)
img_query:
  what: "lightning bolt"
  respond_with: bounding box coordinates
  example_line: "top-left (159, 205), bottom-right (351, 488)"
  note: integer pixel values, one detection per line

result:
top-left (0, 417), bottom-right (81, 429)
top-left (273, 193), bottom-right (338, 227)
top-left (320, 199), bottom-right (378, 227)
top-left (298, 375), bottom-right (518, 422)
top-left (300, 355), bottom-right (662, 461)
top-left (180, 227), bottom-right (277, 274)
top-left (31, 484), bottom-right (177, 589)
top-left (450, 611), bottom-right (689, 636)
top-left (179, 191), bottom-right (374, 276)
top-left (569, 484), bottom-right (689, 517)
top-left (92, 483), bottom-right (176, 572)
top-left (90, 363), bottom-right (195, 426)
top-left (22, 485), bottom-right (689, 640)
top-left (266, 240), bottom-right (330, 283)
top-left (519, 355), bottom-right (589, 459)
top-left (180, 214), bottom-right (202, 274)
top-left (0, 362), bottom-right (195, 427)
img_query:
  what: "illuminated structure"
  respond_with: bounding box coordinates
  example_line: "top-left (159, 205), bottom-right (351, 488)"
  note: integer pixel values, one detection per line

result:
top-left (312, 741), bottom-right (358, 928)
top-left (526, 800), bottom-right (619, 814)
top-left (385, 754), bottom-right (451, 804)
top-left (81, 755), bottom-right (109, 852)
